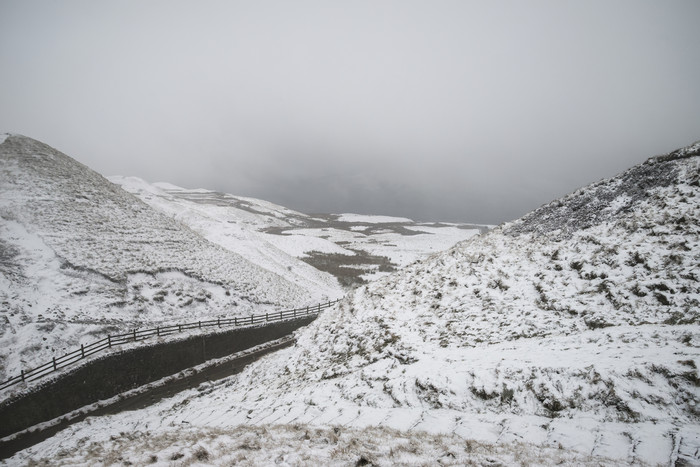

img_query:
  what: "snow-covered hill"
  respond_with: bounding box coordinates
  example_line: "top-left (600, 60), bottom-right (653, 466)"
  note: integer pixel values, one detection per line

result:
top-left (109, 176), bottom-right (343, 301)
top-left (16, 141), bottom-right (699, 465)
top-left (0, 134), bottom-right (335, 381)
top-left (111, 177), bottom-right (486, 287)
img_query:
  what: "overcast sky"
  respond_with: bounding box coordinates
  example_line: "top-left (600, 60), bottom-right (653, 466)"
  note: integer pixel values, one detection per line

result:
top-left (1, 1), bottom-right (699, 224)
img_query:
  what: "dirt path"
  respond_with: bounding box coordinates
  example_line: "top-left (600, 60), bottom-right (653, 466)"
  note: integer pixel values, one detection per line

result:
top-left (0, 338), bottom-right (294, 460)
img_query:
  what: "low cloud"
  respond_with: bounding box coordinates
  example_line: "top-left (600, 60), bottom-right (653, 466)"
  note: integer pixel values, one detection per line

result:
top-left (1, 0), bottom-right (699, 224)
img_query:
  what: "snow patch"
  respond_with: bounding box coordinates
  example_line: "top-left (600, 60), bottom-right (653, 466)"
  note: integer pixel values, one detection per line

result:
top-left (336, 213), bottom-right (413, 223)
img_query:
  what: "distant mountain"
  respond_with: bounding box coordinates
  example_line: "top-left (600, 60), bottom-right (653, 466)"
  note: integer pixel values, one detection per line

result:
top-left (0, 134), bottom-right (334, 380)
top-left (94, 140), bottom-right (700, 464)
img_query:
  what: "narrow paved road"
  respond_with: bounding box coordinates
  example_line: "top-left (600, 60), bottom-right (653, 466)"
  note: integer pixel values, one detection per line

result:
top-left (0, 338), bottom-right (294, 460)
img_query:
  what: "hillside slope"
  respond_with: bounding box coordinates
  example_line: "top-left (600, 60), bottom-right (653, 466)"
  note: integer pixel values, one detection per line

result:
top-left (20, 141), bottom-right (699, 465)
top-left (0, 134), bottom-right (325, 380)
top-left (108, 176), bottom-right (344, 299)
top-left (111, 177), bottom-right (485, 287)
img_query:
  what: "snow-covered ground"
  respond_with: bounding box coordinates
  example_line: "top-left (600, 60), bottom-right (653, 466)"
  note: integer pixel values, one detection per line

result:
top-left (10, 321), bottom-right (697, 465)
top-left (109, 176), bottom-right (343, 302)
top-left (113, 178), bottom-right (487, 286)
top-left (0, 133), bottom-right (481, 394)
top-left (0, 135), bottom-right (338, 382)
top-left (7, 141), bottom-right (699, 465)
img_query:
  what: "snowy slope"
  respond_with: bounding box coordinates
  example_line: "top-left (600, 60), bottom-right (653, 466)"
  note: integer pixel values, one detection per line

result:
top-left (12, 142), bottom-right (699, 465)
top-left (108, 176), bottom-right (343, 303)
top-left (112, 178), bottom-right (486, 286)
top-left (0, 134), bottom-right (325, 381)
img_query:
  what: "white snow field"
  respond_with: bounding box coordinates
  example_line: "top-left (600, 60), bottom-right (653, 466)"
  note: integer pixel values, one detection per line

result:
top-left (8, 142), bottom-right (699, 465)
top-left (0, 134), bottom-right (339, 383)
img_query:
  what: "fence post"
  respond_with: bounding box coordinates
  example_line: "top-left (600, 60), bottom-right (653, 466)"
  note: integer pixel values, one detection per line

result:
top-left (250, 315), bottom-right (253, 324)
top-left (157, 326), bottom-right (160, 337)
top-left (294, 309), bottom-right (297, 318)
top-left (198, 321), bottom-right (201, 329)
top-left (217, 317), bottom-right (220, 327)
top-left (108, 335), bottom-right (112, 348)
top-left (178, 324), bottom-right (182, 332)
top-left (21, 369), bottom-right (25, 382)
top-left (234, 317), bottom-right (237, 326)
top-left (53, 356), bottom-right (57, 371)
top-left (133, 329), bottom-right (137, 341)
top-left (280, 310), bottom-right (283, 320)
top-left (266, 313), bottom-right (268, 322)
top-left (81, 344), bottom-right (85, 359)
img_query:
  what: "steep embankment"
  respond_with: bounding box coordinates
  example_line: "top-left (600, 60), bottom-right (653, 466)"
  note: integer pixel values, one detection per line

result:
top-left (0, 134), bottom-right (321, 380)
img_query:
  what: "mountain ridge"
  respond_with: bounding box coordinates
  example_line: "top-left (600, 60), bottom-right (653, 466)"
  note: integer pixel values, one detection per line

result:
top-left (504, 140), bottom-right (700, 239)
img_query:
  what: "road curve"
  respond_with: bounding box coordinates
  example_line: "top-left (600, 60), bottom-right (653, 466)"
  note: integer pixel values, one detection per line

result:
top-left (0, 338), bottom-right (294, 460)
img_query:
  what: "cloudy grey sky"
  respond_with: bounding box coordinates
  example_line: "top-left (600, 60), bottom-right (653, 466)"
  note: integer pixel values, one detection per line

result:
top-left (1, 1), bottom-right (699, 224)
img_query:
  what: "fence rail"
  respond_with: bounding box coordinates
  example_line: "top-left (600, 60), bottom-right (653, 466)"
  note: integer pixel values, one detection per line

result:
top-left (0, 299), bottom-right (340, 392)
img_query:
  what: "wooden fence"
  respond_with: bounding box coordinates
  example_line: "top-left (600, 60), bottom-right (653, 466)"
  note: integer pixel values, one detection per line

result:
top-left (0, 299), bottom-right (340, 392)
